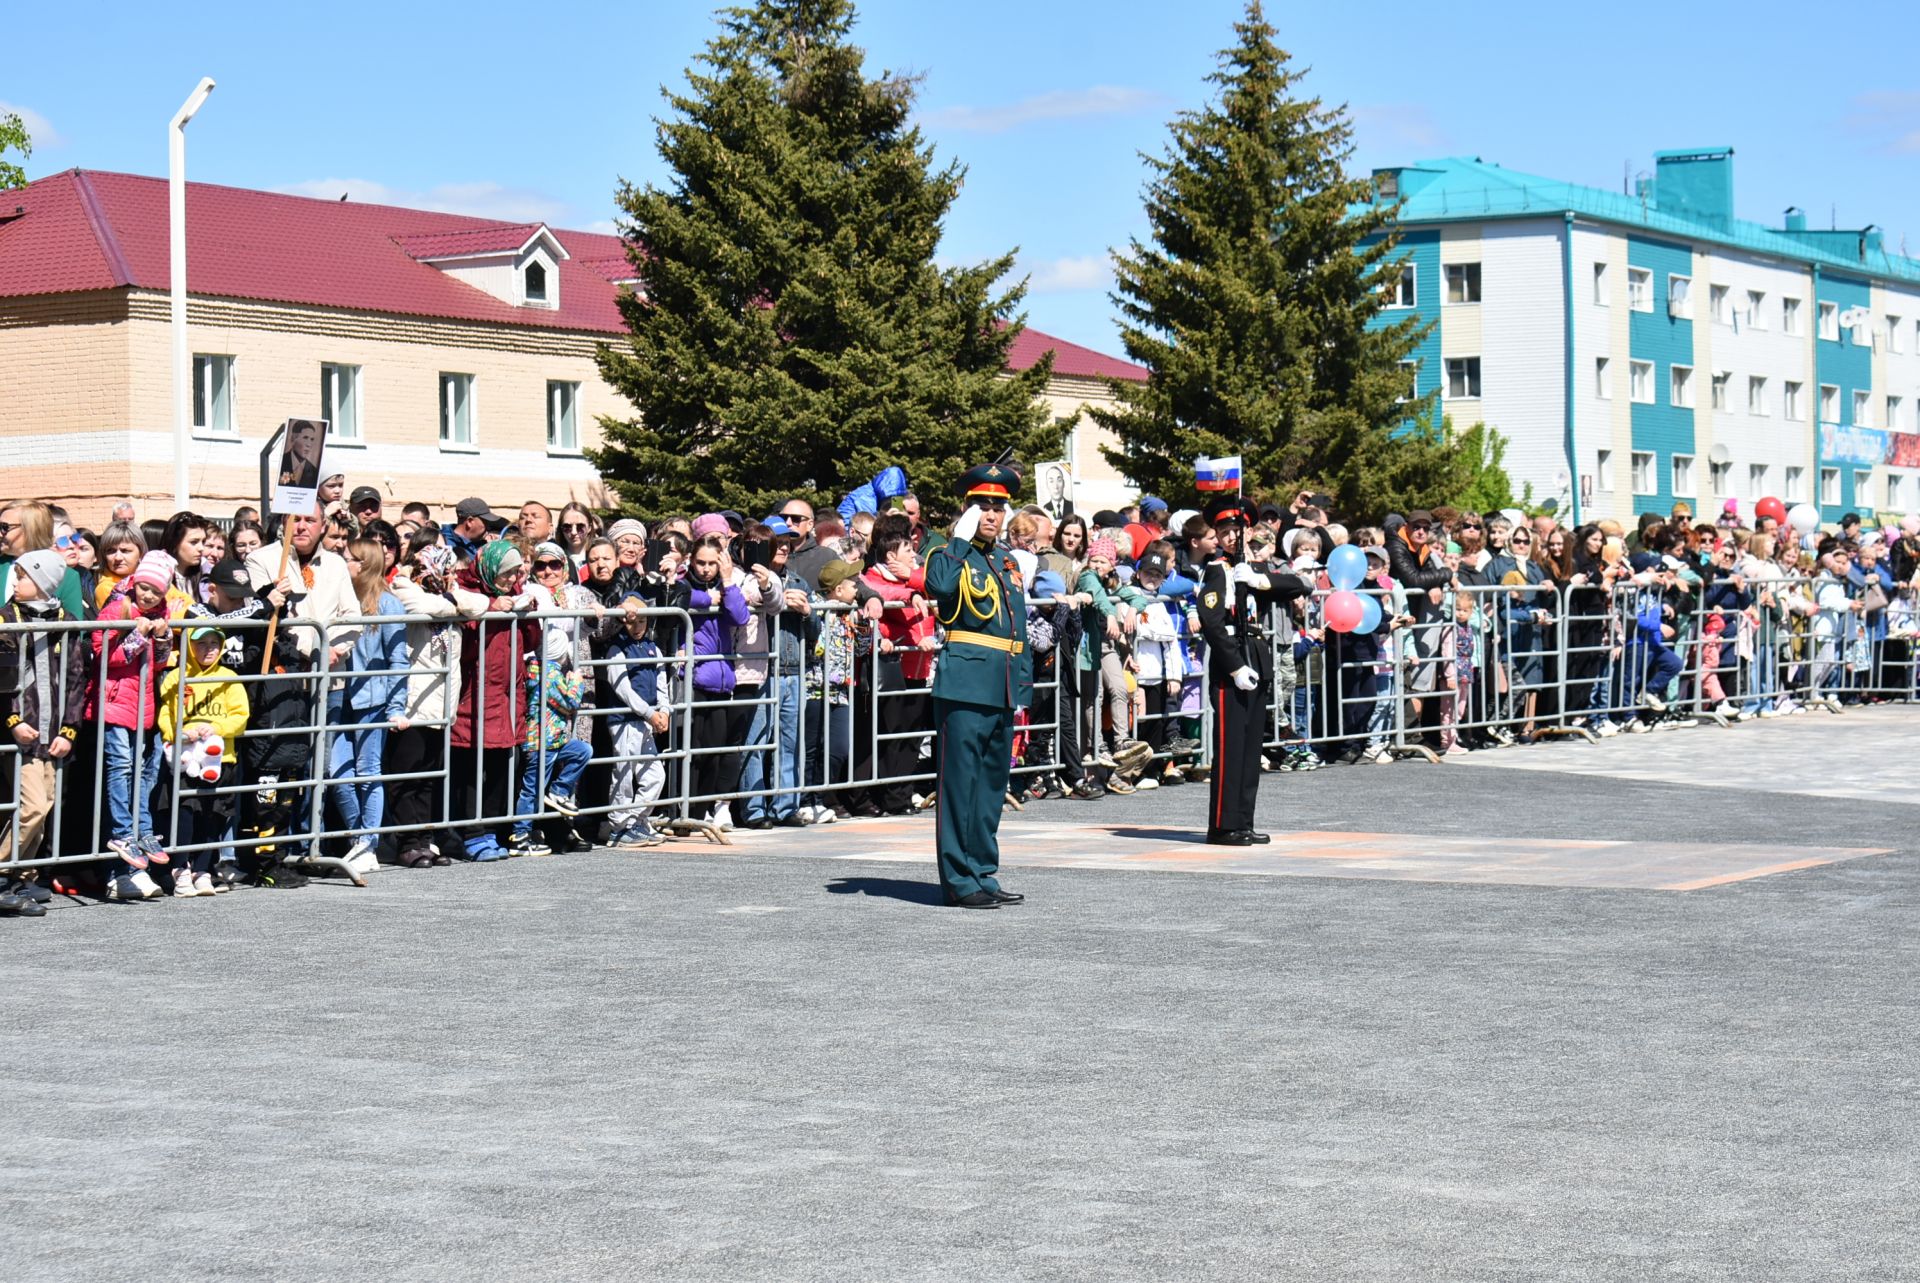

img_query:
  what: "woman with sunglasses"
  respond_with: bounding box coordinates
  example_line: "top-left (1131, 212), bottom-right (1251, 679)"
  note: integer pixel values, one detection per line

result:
top-left (1487, 525), bottom-right (1553, 743)
top-left (557, 503), bottom-right (599, 560)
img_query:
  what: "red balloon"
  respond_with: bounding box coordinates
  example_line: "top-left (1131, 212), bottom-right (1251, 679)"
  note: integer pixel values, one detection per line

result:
top-left (1324, 589), bottom-right (1365, 633)
top-left (1755, 496), bottom-right (1786, 523)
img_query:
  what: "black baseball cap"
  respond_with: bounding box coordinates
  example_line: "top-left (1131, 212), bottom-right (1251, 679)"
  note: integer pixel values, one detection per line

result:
top-left (349, 485), bottom-right (382, 509)
top-left (455, 497), bottom-right (508, 530)
top-left (207, 558), bottom-right (251, 593)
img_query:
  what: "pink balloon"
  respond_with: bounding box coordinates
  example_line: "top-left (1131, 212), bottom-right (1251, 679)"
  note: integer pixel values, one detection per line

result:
top-left (1324, 589), bottom-right (1365, 633)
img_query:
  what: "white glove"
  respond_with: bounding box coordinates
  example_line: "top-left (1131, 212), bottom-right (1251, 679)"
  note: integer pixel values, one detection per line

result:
top-left (1230, 665), bottom-right (1259, 692)
top-left (951, 505), bottom-right (983, 544)
top-left (1230, 562), bottom-right (1271, 592)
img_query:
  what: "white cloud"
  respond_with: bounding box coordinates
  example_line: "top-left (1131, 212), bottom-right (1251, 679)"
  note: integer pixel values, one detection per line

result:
top-left (921, 85), bottom-right (1164, 134)
top-left (1847, 91), bottom-right (1920, 154)
top-left (271, 177), bottom-right (572, 224)
top-left (582, 218), bottom-right (620, 236)
top-left (1349, 102), bottom-right (1445, 152)
top-left (0, 101), bottom-right (62, 149)
top-left (1023, 253), bottom-right (1112, 293)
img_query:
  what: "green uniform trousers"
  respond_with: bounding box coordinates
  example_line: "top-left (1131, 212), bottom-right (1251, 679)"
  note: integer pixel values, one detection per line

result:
top-left (933, 697), bottom-right (1013, 897)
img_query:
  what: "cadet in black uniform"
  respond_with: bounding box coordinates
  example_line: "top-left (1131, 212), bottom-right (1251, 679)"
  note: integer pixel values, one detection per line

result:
top-left (1196, 497), bottom-right (1307, 845)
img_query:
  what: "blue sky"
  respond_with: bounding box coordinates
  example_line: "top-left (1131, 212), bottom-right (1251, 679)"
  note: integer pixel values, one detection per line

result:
top-left (6, 0), bottom-right (1918, 352)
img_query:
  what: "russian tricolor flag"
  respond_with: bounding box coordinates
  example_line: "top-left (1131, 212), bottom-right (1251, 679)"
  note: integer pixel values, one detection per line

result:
top-left (1195, 455), bottom-right (1242, 492)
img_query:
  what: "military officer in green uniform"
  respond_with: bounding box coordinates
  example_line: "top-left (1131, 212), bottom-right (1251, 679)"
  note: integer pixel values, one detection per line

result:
top-left (925, 462), bottom-right (1031, 909)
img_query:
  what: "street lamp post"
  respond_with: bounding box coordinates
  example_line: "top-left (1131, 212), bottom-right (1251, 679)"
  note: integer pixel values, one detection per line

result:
top-left (170, 76), bottom-right (216, 512)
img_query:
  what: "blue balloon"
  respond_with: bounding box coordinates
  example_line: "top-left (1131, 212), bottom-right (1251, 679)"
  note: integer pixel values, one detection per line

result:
top-left (1357, 592), bottom-right (1383, 633)
top-left (1327, 542), bottom-right (1369, 591)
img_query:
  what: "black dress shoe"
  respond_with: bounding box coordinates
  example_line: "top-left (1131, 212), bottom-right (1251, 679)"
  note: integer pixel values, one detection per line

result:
top-left (0, 892), bottom-right (46, 917)
top-left (943, 889), bottom-right (1000, 909)
top-left (1205, 829), bottom-right (1255, 846)
top-left (987, 888), bottom-right (1024, 904)
top-left (744, 818), bottom-right (774, 831)
top-left (1238, 830), bottom-right (1272, 844)
top-left (11, 879), bottom-right (53, 905)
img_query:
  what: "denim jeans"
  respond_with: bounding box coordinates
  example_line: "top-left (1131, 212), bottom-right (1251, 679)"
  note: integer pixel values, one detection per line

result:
top-left (103, 724), bottom-right (160, 844)
top-left (327, 698), bottom-right (390, 835)
top-left (742, 673), bottom-right (802, 821)
top-left (513, 739), bottom-right (590, 837)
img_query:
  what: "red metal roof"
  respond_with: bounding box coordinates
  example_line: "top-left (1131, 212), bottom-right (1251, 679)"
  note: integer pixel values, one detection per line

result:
top-left (0, 169), bottom-right (1144, 378)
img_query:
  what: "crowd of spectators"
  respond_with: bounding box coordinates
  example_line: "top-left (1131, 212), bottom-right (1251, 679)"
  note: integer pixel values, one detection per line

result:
top-left (3, 472), bottom-right (1917, 920)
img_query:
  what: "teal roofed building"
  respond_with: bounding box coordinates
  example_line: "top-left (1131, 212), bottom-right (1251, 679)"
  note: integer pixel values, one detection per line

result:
top-left (1365, 148), bottom-right (1920, 524)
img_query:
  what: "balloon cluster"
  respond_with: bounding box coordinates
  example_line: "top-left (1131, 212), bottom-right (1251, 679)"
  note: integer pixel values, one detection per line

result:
top-left (1322, 543), bottom-right (1381, 633)
top-left (1755, 495), bottom-right (1821, 538)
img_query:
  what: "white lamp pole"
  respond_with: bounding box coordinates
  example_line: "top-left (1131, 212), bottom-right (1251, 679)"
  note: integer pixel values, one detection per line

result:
top-left (169, 76), bottom-right (216, 511)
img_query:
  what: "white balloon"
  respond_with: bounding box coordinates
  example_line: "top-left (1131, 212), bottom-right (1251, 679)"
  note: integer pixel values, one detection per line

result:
top-left (1788, 503), bottom-right (1821, 535)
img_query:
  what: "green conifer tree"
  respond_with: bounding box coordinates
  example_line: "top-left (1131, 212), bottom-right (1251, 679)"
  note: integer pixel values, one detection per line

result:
top-left (592, 0), bottom-right (1059, 517)
top-left (1092, 0), bottom-right (1457, 521)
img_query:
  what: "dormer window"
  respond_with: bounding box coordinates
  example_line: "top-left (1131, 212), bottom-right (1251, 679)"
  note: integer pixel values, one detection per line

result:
top-left (396, 222), bottom-right (569, 311)
top-left (525, 261), bottom-right (547, 302)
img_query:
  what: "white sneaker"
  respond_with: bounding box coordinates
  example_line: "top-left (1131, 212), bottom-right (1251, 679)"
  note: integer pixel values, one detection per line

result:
top-left (192, 872), bottom-right (217, 896)
top-left (710, 803), bottom-right (734, 832)
top-left (814, 806), bottom-right (836, 824)
top-left (1592, 720), bottom-right (1620, 738)
top-left (1135, 776), bottom-right (1160, 790)
top-left (1639, 691), bottom-right (1668, 713)
top-left (1758, 706), bottom-right (1783, 719)
top-left (105, 874), bottom-right (139, 901)
top-left (1713, 700), bottom-right (1738, 717)
top-left (172, 868), bottom-right (199, 897)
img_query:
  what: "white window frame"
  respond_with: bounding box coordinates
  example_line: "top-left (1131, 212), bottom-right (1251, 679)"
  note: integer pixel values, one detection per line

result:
top-left (1630, 451), bottom-right (1656, 495)
top-left (1853, 389), bottom-right (1872, 428)
top-left (1710, 458), bottom-right (1732, 498)
top-left (1445, 356), bottom-right (1482, 399)
top-left (1748, 463), bottom-right (1769, 500)
top-left (1627, 267), bottom-right (1653, 312)
top-left (1748, 375), bottom-right (1768, 417)
top-left (1888, 315), bottom-right (1904, 354)
top-left (1746, 289), bottom-right (1767, 330)
top-left (1819, 466), bottom-right (1840, 505)
top-left (1782, 296), bottom-right (1803, 336)
top-left (1889, 394), bottom-right (1907, 433)
top-left (439, 372), bottom-right (476, 450)
top-left (192, 353), bottom-right (236, 437)
top-left (1396, 359), bottom-right (1419, 404)
top-left (1668, 273), bottom-right (1693, 318)
top-left (1710, 283), bottom-right (1732, 326)
top-left (524, 261), bottom-right (548, 304)
top-left (1629, 359), bottom-right (1654, 403)
top-left (1785, 465), bottom-right (1807, 503)
top-left (1671, 453), bottom-right (1696, 497)
top-left (1710, 369), bottom-right (1730, 411)
top-left (546, 379), bottom-right (581, 453)
top-left (1854, 469), bottom-right (1873, 502)
top-left (1819, 383), bottom-right (1840, 424)
top-left (1784, 380), bottom-right (1804, 421)
top-left (1670, 364), bottom-right (1694, 408)
top-left (1593, 262), bottom-right (1610, 306)
top-left (1818, 301), bottom-right (1839, 342)
top-left (1888, 473), bottom-right (1907, 512)
top-left (1444, 262), bottom-right (1482, 305)
top-left (320, 362), bottom-right (362, 444)
top-left (1596, 448), bottom-right (1615, 491)
top-left (1594, 356), bottom-right (1611, 400)
top-left (1386, 264), bottom-right (1416, 309)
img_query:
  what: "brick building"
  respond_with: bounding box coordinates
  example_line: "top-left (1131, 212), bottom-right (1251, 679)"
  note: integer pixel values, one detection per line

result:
top-left (0, 169), bottom-right (1145, 524)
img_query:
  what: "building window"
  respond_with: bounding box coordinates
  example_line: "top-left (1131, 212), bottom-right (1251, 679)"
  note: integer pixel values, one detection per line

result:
top-left (439, 373), bottom-right (475, 447)
top-left (1668, 274), bottom-right (1692, 318)
top-left (1785, 465), bottom-right (1806, 502)
top-left (1855, 469), bottom-right (1873, 502)
top-left (1748, 375), bottom-right (1768, 416)
top-left (1710, 458), bottom-right (1732, 497)
top-left (1819, 467), bottom-right (1840, 505)
top-left (1782, 296), bottom-right (1803, 336)
top-left (1710, 284), bottom-right (1732, 325)
top-left (1748, 463), bottom-right (1769, 499)
top-left (192, 354), bottom-right (235, 435)
top-left (1890, 473), bottom-right (1909, 511)
top-left (546, 380), bottom-right (579, 452)
top-left (319, 363), bottom-right (361, 442)
top-left (1396, 359), bottom-right (1418, 403)
top-left (1854, 390), bottom-right (1872, 428)
top-left (1890, 395), bottom-right (1907, 433)
top-left (1387, 265), bottom-right (1416, 308)
top-left (1710, 370), bottom-right (1730, 411)
top-left (1594, 356), bottom-right (1611, 399)
top-left (1444, 262), bottom-right (1482, 304)
top-left (1593, 262), bottom-right (1609, 306)
top-left (1746, 289), bottom-right (1767, 329)
top-left (1818, 301), bottom-right (1839, 342)
top-left (1670, 364), bottom-right (1694, 408)
top-left (1628, 267), bottom-right (1652, 312)
top-left (1629, 359), bottom-right (1654, 403)
top-left (1597, 448), bottom-right (1615, 490)
top-left (1672, 454), bottom-right (1696, 496)
top-left (1784, 380), bottom-right (1804, 421)
top-left (524, 261), bottom-right (547, 303)
top-left (1889, 315), bottom-right (1904, 354)
top-left (1819, 383), bottom-right (1840, 424)
top-left (1631, 451), bottom-right (1655, 495)
top-left (1445, 357), bottom-right (1481, 399)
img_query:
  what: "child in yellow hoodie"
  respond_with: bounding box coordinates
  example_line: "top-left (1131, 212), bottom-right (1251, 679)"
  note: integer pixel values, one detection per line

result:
top-left (157, 625), bottom-right (249, 896)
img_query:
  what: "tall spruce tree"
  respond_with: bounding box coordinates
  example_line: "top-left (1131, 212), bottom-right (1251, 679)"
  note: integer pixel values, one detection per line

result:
top-left (592, 0), bottom-right (1059, 517)
top-left (1092, 1), bottom-right (1458, 520)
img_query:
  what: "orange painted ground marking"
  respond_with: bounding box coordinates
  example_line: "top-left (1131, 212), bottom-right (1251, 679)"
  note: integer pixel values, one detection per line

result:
top-left (1660, 854), bottom-right (1884, 892)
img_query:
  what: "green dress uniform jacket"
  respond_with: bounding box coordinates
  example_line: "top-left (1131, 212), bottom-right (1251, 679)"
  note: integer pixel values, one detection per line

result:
top-left (925, 534), bottom-right (1030, 898)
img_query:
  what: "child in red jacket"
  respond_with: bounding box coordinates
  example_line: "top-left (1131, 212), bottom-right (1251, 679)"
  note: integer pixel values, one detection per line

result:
top-left (93, 551), bottom-right (179, 896)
